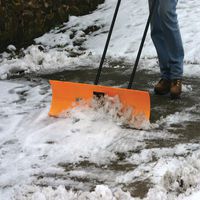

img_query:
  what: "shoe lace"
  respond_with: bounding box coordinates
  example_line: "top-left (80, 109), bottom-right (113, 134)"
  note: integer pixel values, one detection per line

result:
top-left (173, 80), bottom-right (181, 86)
top-left (159, 79), bottom-right (166, 84)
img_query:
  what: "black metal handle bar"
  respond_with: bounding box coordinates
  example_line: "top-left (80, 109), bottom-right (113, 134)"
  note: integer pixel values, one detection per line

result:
top-left (127, 0), bottom-right (156, 89)
top-left (94, 0), bottom-right (121, 85)
top-left (94, 0), bottom-right (156, 89)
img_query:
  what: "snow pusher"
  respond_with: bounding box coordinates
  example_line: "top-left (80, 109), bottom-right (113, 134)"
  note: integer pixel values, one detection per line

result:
top-left (49, 0), bottom-right (156, 121)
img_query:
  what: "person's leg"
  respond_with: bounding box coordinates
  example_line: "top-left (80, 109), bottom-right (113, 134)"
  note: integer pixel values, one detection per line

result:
top-left (149, 0), bottom-right (170, 80)
top-left (159, 0), bottom-right (184, 80)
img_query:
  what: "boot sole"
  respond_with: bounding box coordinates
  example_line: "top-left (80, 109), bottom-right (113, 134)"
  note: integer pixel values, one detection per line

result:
top-left (154, 89), bottom-right (170, 95)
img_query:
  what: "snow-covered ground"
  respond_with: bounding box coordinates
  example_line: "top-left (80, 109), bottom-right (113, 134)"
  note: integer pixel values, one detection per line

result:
top-left (1, 0), bottom-right (200, 199)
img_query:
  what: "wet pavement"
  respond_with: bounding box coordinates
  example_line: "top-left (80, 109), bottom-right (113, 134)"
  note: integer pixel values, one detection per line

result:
top-left (32, 63), bottom-right (200, 198)
top-left (1, 58), bottom-right (199, 198)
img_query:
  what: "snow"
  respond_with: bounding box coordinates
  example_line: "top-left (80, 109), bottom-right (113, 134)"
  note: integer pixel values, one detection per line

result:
top-left (1, 0), bottom-right (200, 79)
top-left (0, 0), bottom-right (200, 199)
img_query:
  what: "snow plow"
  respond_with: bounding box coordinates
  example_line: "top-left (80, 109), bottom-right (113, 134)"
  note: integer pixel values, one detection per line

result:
top-left (49, 80), bottom-right (150, 120)
top-left (49, 0), bottom-right (156, 121)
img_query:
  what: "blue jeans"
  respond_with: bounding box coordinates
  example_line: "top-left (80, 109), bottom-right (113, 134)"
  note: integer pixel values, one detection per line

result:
top-left (149, 0), bottom-right (184, 80)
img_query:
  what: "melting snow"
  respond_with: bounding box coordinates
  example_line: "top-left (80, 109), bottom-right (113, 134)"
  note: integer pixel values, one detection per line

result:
top-left (1, 0), bottom-right (200, 199)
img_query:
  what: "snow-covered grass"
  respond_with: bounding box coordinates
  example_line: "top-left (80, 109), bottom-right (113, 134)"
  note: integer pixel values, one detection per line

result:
top-left (1, 0), bottom-right (200, 79)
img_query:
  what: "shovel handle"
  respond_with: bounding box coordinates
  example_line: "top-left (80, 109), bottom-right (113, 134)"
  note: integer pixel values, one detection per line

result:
top-left (94, 0), bottom-right (122, 85)
top-left (127, 0), bottom-right (156, 89)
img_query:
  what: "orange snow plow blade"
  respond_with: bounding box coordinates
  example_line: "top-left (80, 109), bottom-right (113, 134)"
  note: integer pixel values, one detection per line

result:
top-left (49, 80), bottom-right (150, 120)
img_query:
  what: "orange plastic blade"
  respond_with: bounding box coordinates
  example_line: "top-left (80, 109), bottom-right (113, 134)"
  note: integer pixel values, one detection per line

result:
top-left (49, 80), bottom-right (150, 120)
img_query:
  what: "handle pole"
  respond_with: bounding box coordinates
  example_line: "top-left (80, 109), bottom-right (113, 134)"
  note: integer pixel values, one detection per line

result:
top-left (94, 0), bottom-right (121, 85)
top-left (127, 0), bottom-right (156, 89)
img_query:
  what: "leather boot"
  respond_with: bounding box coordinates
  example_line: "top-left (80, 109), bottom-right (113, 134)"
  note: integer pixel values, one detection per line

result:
top-left (154, 79), bottom-right (171, 95)
top-left (170, 79), bottom-right (182, 99)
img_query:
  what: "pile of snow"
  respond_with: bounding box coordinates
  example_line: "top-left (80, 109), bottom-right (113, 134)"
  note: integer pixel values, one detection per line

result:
top-left (3, 148), bottom-right (200, 200)
top-left (2, 185), bottom-right (134, 200)
top-left (146, 148), bottom-right (200, 200)
top-left (1, 0), bottom-right (200, 79)
top-left (60, 94), bottom-right (151, 130)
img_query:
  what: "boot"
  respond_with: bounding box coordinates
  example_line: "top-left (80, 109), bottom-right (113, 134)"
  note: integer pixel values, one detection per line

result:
top-left (170, 79), bottom-right (182, 99)
top-left (154, 79), bottom-right (171, 95)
